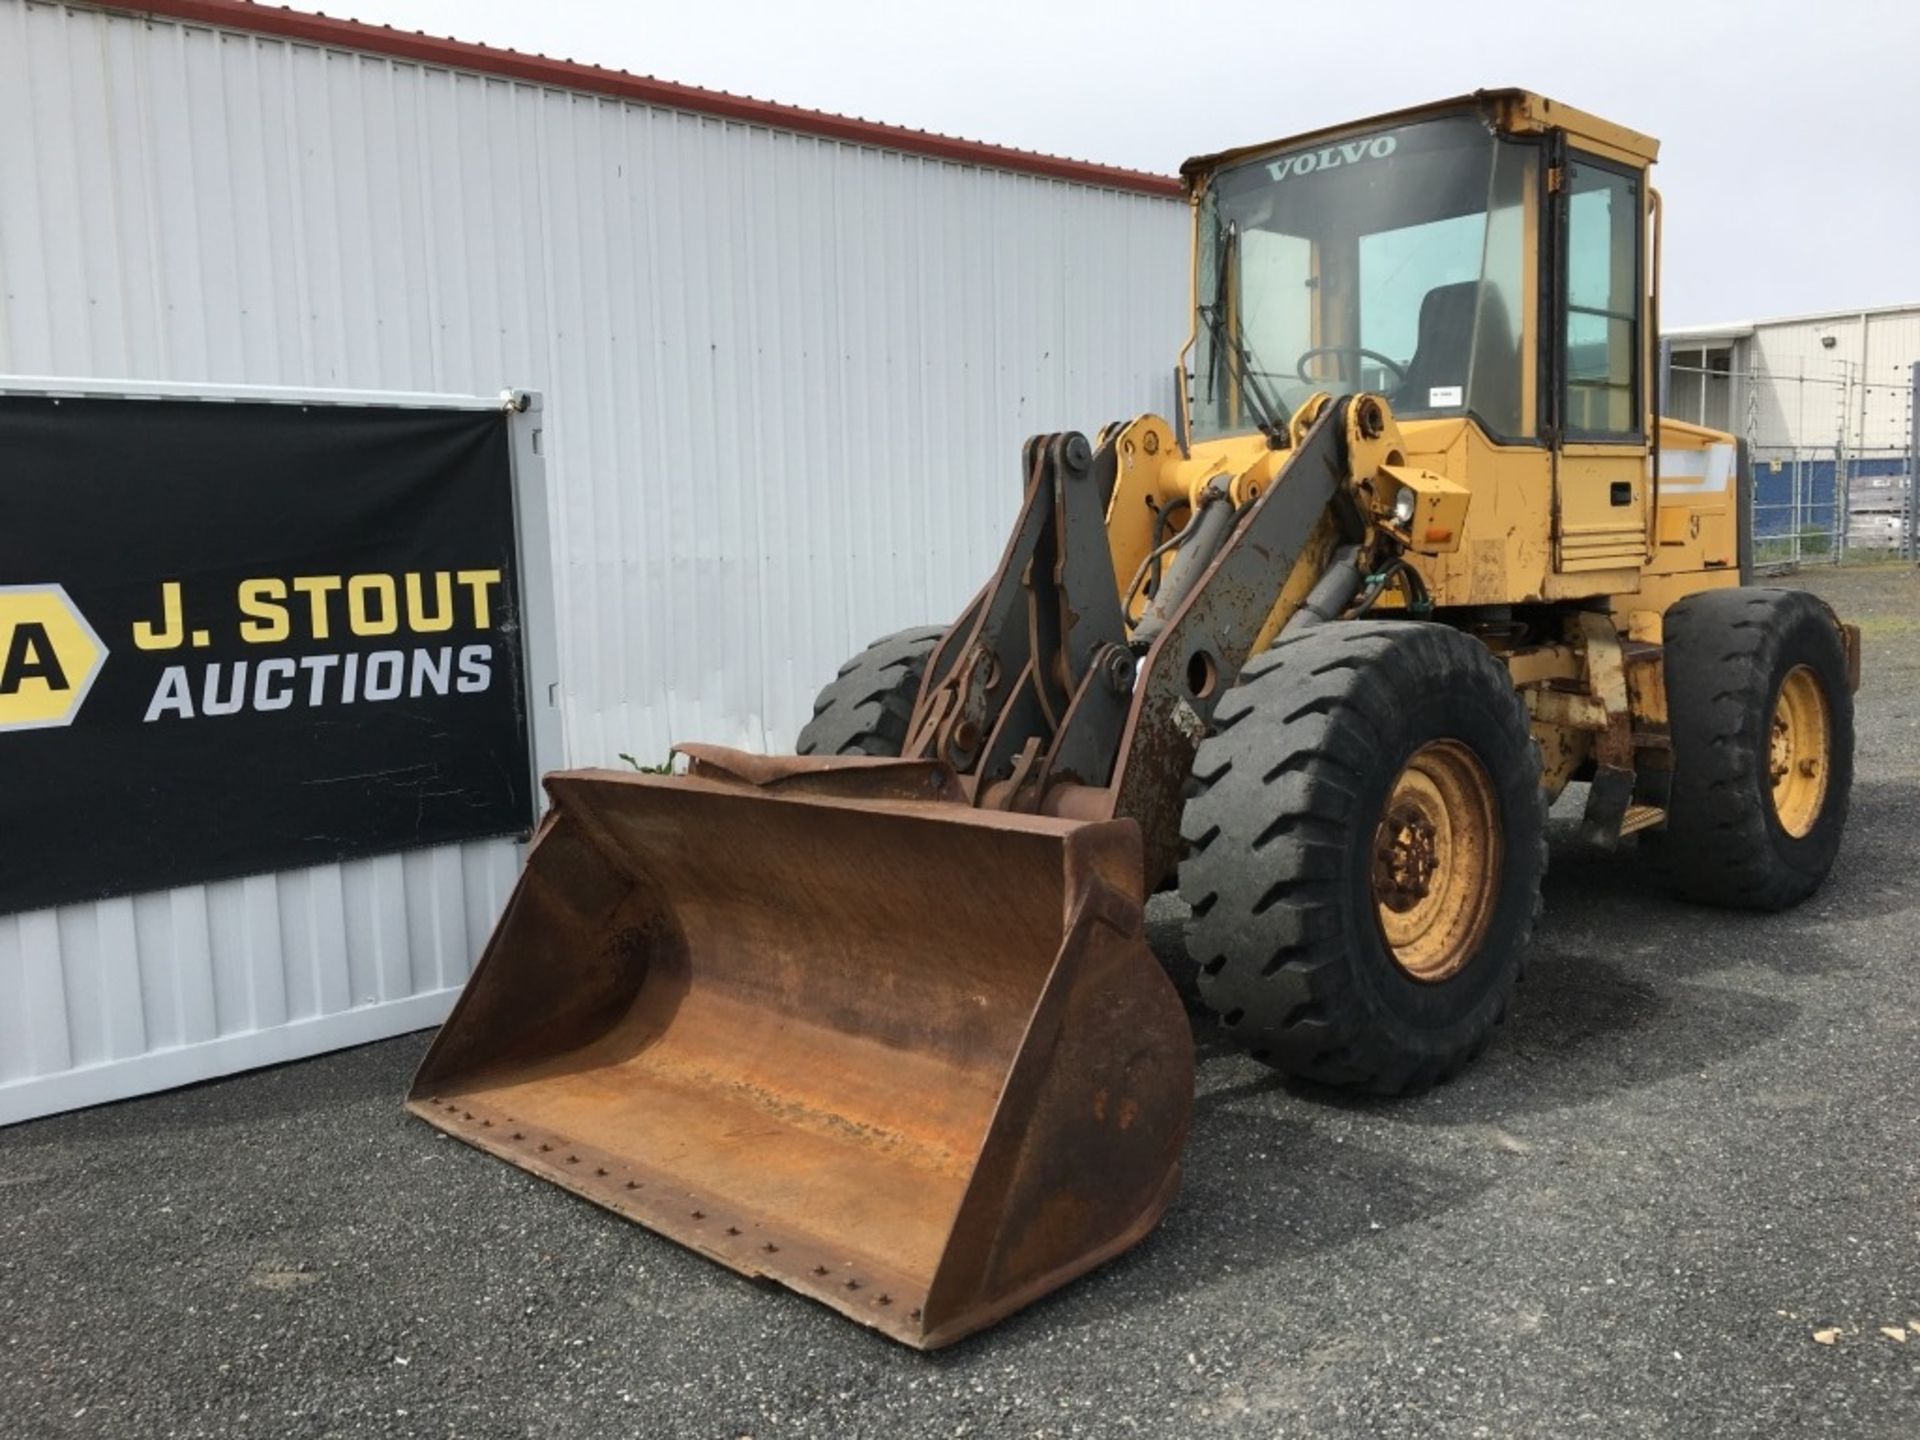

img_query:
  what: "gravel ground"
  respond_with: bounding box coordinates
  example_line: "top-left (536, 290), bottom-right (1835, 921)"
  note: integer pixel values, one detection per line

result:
top-left (3, 565), bottom-right (1917, 1439)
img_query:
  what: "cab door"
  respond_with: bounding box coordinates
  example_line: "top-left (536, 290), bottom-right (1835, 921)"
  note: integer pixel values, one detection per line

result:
top-left (1550, 149), bottom-right (1649, 576)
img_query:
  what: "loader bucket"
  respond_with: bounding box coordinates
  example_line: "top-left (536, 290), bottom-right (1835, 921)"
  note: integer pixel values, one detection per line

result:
top-left (407, 758), bottom-right (1192, 1348)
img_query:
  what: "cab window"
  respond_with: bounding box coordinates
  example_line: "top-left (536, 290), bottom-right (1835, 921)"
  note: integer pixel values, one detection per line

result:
top-left (1190, 114), bottom-right (1537, 443)
top-left (1562, 156), bottom-right (1641, 439)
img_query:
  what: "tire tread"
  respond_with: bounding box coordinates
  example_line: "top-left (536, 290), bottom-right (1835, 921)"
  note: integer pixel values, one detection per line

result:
top-left (1178, 621), bottom-right (1548, 1096)
top-left (1642, 587), bottom-right (1852, 910)
top-left (794, 625), bottom-right (946, 757)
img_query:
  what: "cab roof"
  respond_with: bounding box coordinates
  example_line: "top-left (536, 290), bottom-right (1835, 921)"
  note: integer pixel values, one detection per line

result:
top-left (1180, 88), bottom-right (1659, 189)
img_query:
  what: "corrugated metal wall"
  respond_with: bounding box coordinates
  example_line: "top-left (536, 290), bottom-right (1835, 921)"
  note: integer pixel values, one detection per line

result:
top-left (0, 0), bottom-right (1188, 1122)
top-left (1734, 309), bottom-right (1920, 452)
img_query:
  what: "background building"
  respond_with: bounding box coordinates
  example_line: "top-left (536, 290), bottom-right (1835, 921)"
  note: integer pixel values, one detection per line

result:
top-left (1665, 304), bottom-right (1917, 560)
top-left (0, 0), bottom-right (1188, 1123)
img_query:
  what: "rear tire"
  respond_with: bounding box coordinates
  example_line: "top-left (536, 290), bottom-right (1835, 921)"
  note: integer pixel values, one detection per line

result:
top-left (1178, 621), bottom-right (1548, 1095)
top-left (1642, 587), bottom-right (1852, 909)
top-left (795, 626), bottom-right (946, 757)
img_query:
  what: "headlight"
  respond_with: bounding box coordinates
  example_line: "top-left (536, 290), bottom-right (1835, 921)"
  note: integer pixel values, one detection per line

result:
top-left (1391, 486), bottom-right (1417, 525)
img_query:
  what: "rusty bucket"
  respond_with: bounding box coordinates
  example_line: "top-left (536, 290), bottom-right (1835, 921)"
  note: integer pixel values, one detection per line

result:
top-left (407, 753), bottom-right (1192, 1348)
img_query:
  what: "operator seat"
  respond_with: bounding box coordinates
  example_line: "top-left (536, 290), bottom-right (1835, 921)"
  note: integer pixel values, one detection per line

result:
top-left (1395, 280), bottom-right (1508, 414)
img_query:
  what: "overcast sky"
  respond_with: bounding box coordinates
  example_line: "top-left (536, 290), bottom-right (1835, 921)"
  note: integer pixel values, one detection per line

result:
top-left (284, 0), bottom-right (1917, 329)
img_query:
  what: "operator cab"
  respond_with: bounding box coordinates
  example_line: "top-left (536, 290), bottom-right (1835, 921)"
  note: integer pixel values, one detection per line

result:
top-left (1181, 90), bottom-right (1658, 451)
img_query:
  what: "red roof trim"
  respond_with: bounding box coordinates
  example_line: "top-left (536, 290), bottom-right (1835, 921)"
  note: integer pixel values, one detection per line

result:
top-left (108, 1), bottom-right (1185, 198)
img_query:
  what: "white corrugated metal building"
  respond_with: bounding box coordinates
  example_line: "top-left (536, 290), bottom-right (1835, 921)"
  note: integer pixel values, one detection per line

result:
top-left (0, 0), bottom-right (1190, 1122)
top-left (1665, 303), bottom-right (1919, 454)
top-left (1666, 303), bottom-right (1917, 552)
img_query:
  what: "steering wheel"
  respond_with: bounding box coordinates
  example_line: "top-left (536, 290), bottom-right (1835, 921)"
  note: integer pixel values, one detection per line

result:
top-left (1295, 345), bottom-right (1407, 389)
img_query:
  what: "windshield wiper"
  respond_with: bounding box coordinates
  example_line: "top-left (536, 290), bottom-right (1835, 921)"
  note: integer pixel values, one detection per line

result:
top-left (1200, 302), bottom-right (1290, 445)
top-left (1200, 221), bottom-right (1291, 445)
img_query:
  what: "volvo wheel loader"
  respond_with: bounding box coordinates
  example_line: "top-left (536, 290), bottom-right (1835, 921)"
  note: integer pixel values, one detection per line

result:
top-left (409, 90), bottom-right (1859, 1348)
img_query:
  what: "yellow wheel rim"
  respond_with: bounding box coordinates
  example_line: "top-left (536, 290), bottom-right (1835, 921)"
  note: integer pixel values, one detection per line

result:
top-left (1769, 664), bottom-right (1831, 839)
top-left (1372, 740), bottom-right (1502, 983)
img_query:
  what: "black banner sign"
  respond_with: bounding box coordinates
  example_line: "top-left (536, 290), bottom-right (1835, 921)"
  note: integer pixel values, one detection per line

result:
top-left (0, 395), bottom-right (535, 914)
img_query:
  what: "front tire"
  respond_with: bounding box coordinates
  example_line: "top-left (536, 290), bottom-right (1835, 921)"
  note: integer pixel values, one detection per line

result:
top-left (1643, 587), bottom-right (1853, 909)
top-left (795, 625), bottom-right (946, 757)
top-left (1178, 621), bottom-right (1548, 1094)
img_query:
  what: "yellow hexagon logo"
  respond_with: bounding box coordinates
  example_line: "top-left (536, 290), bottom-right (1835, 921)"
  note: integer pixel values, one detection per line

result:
top-left (0, 584), bottom-right (108, 731)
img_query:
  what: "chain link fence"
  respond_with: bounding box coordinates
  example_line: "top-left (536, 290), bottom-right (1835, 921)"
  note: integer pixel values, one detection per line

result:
top-left (1747, 444), bottom-right (1912, 569)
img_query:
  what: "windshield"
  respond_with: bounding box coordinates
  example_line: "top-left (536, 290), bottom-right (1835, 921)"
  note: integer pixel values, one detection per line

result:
top-left (1189, 113), bottom-right (1537, 441)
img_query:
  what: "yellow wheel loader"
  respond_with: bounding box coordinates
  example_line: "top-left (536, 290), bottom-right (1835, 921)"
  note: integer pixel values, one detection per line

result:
top-left (409, 90), bottom-right (1859, 1348)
